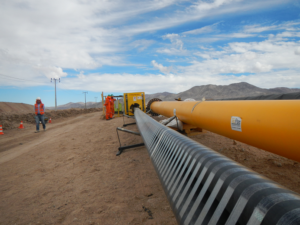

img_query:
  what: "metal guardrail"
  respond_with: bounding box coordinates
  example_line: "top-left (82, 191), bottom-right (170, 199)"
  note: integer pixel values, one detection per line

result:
top-left (134, 108), bottom-right (300, 225)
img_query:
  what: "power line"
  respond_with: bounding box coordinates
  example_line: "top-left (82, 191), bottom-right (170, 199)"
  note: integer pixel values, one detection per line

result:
top-left (95, 97), bottom-right (98, 108)
top-left (0, 73), bottom-right (48, 85)
top-left (51, 78), bottom-right (60, 111)
top-left (0, 73), bottom-right (33, 81)
top-left (83, 92), bottom-right (88, 109)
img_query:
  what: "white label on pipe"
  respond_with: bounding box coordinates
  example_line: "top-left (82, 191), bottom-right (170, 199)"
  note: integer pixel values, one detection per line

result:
top-left (173, 109), bottom-right (176, 116)
top-left (231, 116), bottom-right (242, 132)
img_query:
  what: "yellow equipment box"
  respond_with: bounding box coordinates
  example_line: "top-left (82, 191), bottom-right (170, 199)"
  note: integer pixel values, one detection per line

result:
top-left (123, 92), bottom-right (146, 116)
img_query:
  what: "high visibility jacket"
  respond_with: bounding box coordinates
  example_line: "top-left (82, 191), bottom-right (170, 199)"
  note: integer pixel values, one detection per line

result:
top-left (35, 104), bottom-right (45, 115)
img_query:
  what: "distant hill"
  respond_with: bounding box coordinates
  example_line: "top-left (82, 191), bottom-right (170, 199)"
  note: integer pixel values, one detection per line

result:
top-left (145, 82), bottom-right (300, 101)
top-left (2, 82), bottom-right (298, 113)
top-left (0, 101), bottom-right (101, 114)
top-left (0, 102), bottom-right (34, 114)
top-left (46, 101), bottom-right (102, 110)
top-left (41, 82), bottom-right (300, 110)
top-left (145, 92), bottom-right (175, 101)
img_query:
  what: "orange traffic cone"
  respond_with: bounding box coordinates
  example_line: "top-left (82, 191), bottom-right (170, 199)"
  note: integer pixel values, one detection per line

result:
top-left (49, 118), bottom-right (52, 123)
top-left (0, 125), bottom-right (4, 135)
top-left (19, 121), bottom-right (24, 129)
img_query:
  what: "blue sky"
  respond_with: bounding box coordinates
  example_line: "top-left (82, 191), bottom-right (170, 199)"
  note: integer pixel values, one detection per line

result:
top-left (0, 0), bottom-right (300, 106)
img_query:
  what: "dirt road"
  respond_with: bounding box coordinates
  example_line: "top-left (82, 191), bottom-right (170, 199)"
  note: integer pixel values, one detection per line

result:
top-left (1, 112), bottom-right (300, 225)
top-left (0, 112), bottom-right (176, 225)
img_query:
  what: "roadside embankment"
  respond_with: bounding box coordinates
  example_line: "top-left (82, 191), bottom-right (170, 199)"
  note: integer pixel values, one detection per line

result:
top-left (0, 108), bottom-right (102, 130)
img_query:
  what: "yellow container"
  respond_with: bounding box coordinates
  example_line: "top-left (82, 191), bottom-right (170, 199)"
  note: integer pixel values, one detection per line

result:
top-left (124, 92), bottom-right (146, 116)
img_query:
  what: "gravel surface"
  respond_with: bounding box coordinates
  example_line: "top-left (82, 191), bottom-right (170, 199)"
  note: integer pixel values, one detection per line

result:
top-left (0, 112), bottom-right (299, 225)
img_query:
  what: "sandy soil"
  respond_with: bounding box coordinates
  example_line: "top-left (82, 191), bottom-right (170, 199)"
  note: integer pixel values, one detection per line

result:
top-left (0, 102), bottom-right (34, 114)
top-left (0, 108), bottom-right (100, 130)
top-left (0, 113), bottom-right (176, 225)
top-left (190, 132), bottom-right (300, 193)
top-left (0, 112), bottom-right (299, 225)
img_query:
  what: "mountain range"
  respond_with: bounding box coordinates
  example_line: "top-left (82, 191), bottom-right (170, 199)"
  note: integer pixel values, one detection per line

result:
top-left (145, 82), bottom-right (300, 101)
top-left (47, 82), bottom-right (300, 109)
top-left (46, 101), bottom-right (102, 110)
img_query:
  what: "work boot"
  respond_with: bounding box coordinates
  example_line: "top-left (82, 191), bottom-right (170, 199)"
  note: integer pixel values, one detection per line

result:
top-left (43, 128), bottom-right (46, 131)
top-left (35, 130), bottom-right (40, 133)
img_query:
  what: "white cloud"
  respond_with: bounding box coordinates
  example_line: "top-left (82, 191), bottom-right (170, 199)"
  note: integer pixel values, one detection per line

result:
top-left (1, 0), bottom-right (299, 95)
top-left (151, 60), bottom-right (171, 74)
top-left (157, 48), bottom-right (188, 55)
top-left (55, 69), bottom-right (300, 95)
top-left (253, 62), bottom-right (272, 73)
top-left (243, 24), bottom-right (279, 33)
top-left (55, 29), bottom-right (300, 92)
top-left (130, 39), bottom-right (155, 51)
top-left (122, 0), bottom-right (288, 35)
top-left (183, 23), bottom-right (219, 35)
top-left (0, 0), bottom-right (182, 80)
top-left (157, 33), bottom-right (188, 55)
top-left (228, 33), bottom-right (255, 38)
top-left (34, 66), bottom-right (68, 79)
top-left (243, 21), bottom-right (300, 34)
top-left (194, 52), bottom-right (211, 59)
top-left (191, 0), bottom-right (240, 11)
top-left (184, 21), bottom-right (300, 44)
top-left (190, 39), bottom-right (300, 74)
top-left (172, 27), bottom-right (300, 88)
top-left (163, 33), bottom-right (183, 50)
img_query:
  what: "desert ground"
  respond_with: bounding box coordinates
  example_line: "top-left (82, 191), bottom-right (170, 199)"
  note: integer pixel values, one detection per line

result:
top-left (0, 109), bottom-right (299, 225)
top-left (0, 102), bottom-right (34, 114)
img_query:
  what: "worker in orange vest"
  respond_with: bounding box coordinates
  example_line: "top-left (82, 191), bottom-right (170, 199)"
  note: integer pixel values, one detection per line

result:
top-left (104, 96), bottom-right (115, 120)
top-left (34, 97), bottom-right (46, 133)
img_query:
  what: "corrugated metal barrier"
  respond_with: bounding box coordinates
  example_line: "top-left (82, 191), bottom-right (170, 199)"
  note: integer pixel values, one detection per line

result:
top-left (134, 108), bottom-right (300, 225)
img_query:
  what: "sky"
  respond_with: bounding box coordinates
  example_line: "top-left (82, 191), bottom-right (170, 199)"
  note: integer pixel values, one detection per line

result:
top-left (0, 0), bottom-right (300, 106)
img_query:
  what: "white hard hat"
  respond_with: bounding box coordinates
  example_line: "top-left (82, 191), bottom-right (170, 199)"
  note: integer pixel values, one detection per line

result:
top-left (36, 97), bottom-right (41, 100)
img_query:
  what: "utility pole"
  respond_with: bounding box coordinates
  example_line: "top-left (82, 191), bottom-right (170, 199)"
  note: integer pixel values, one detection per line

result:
top-left (83, 92), bottom-right (88, 109)
top-left (95, 97), bottom-right (98, 108)
top-left (51, 78), bottom-right (60, 111)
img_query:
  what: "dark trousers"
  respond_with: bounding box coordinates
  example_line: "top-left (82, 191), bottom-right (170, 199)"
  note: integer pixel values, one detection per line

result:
top-left (35, 114), bottom-right (46, 130)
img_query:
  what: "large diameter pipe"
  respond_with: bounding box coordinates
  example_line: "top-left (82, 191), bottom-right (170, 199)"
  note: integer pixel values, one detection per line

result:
top-left (151, 100), bottom-right (300, 162)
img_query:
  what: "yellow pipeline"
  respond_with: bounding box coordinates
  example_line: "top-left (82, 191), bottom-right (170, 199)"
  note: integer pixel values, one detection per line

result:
top-left (151, 100), bottom-right (300, 162)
